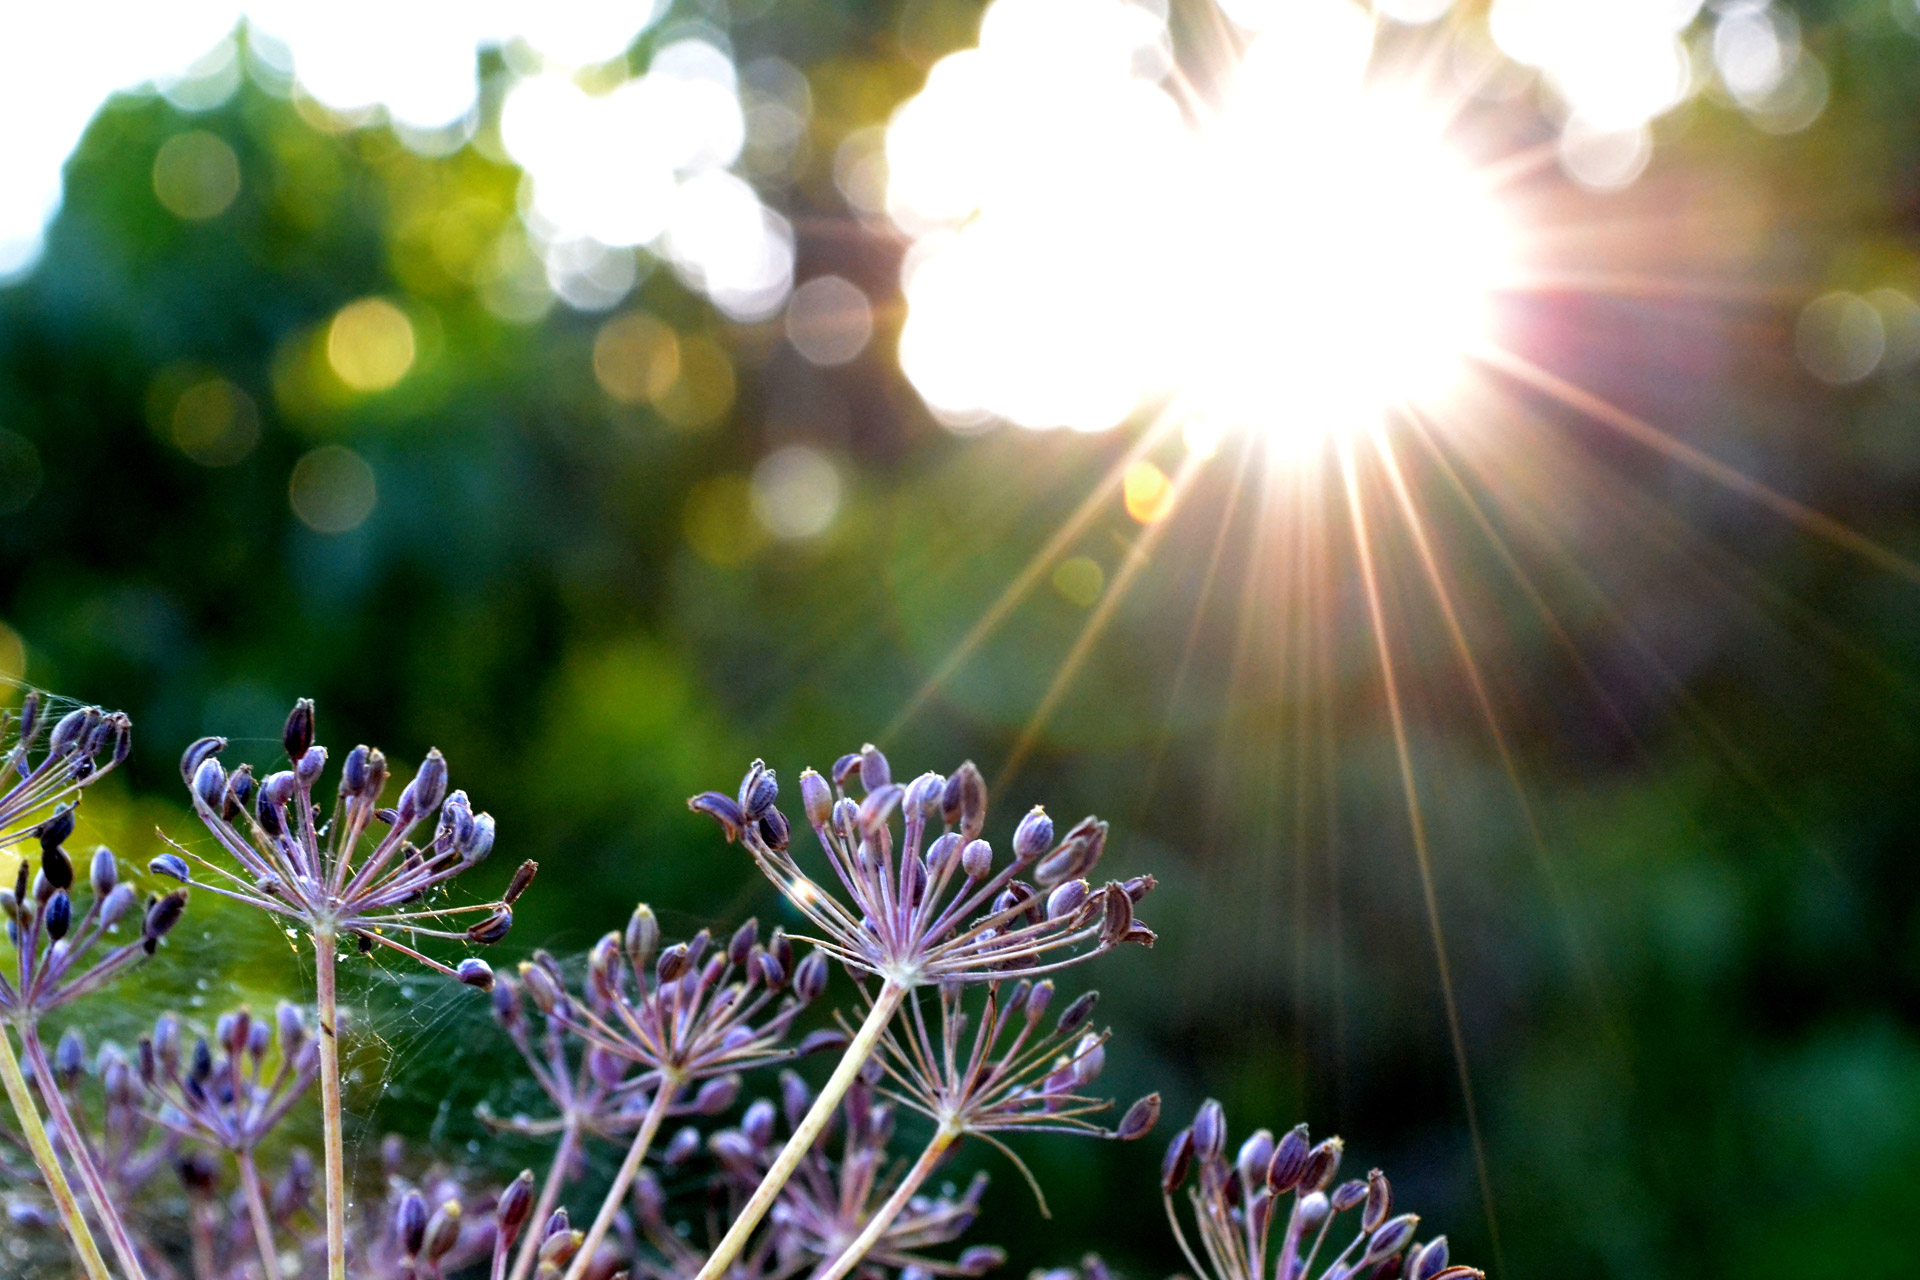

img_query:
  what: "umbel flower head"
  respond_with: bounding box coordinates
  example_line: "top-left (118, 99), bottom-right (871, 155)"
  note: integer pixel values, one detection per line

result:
top-left (516, 907), bottom-right (835, 1090)
top-left (140, 1003), bottom-right (321, 1155)
top-left (690, 746), bottom-right (1155, 988)
top-left (873, 979), bottom-right (1160, 1154)
top-left (173, 698), bottom-right (535, 986)
top-left (1160, 1101), bottom-right (1483, 1280)
top-left (0, 695), bottom-right (133, 844)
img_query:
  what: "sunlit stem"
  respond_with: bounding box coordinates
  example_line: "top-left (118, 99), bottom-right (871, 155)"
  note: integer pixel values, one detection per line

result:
top-left (507, 1117), bottom-right (581, 1280)
top-left (21, 1024), bottom-right (150, 1280)
top-left (0, 1021), bottom-right (112, 1280)
top-left (313, 924), bottom-right (349, 1280)
top-left (694, 980), bottom-right (910, 1280)
top-left (561, 1079), bottom-right (681, 1280)
top-left (811, 1125), bottom-right (956, 1280)
top-left (237, 1149), bottom-right (284, 1280)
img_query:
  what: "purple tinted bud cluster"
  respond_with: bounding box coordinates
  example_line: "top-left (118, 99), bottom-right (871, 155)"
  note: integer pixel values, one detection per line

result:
top-left (1161, 1103), bottom-right (1483, 1280)
top-left (175, 699), bottom-right (533, 985)
top-left (688, 747), bottom-right (1156, 987)
top-left (138, 1003), bottom-right (320, 1155)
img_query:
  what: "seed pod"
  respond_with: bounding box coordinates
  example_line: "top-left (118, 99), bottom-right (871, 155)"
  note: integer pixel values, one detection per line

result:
top-left (693, 1074), bottom-right (739, 1115)
top-left (1364, 1169), bottom-right (1392, 1232)
top-left (656, 943), bottom-right (690, 985)
top-left (422, 1200), bottom-right (462, 1261)
top-left (798, 1028), bottom-right (849, 1056)
top-left (398, 750), bottom-right (449, 825)
top-left (40, 844), bottom-right (72, 892)
top-left (1161, 1126), bottom-right (1195, 1191)
top-left (44, 891), bottom-right (70, 942)
top-left (395, 1190), bottom-right (429, 1257)
top-left (942, 761), bottom-right (987, 839)
top-left (50, 709), bottom-right (92, 756)
top-left (780, 1070), bottom-right (812, 1127)
top-left (857, 744), bottom-right (891, 793)
top-left (1363, 1213), bottom-right (1420, 1265)
top-left (961, 839), bottom-right (994, 879)
top-left (1301, 1137), bottom-right (1344, 1192)
top-left (957, 1247), bottom-right (1004, 1275)
top-left (1055, 990), bottom-right (1099, 1038)
top-left (142, 890), bottom-right (188, 953)
top-left (1191, 1099), bottom-right (1227, 1162)
top-left (1294, 1191), bottom-right (1331, 1233)
top-left (98, 882), bottom-right (135, 928)
top-left (497, 1170), bottom-right (536, 1244)
top-left (1331, 1179), bottom-right (1367, 1213)
top-left (1045, 878), bottom-right (1090, 921)
top-left (793, 950), bottom-right (828, 1002)
top-left (1034, 816), bottom-right (1106, 886)
top-left (1268, 1124), bottom-right (1312, 1192)
top-left (738, 760), bottom-right (778, 821)
top-left (55, 1029), bottom-right (84, 1085)
top-left (296, 744), bottom-right (327, 788)
top-left (728, 918), bottom-right (758, 968)
top-left (283, 699), bottom-right (315, 763)
top-left (1427, 1268), bottom-right (1485, 1280)
top-left (1024, 980), bottom-right (1055, 1025)
top-left (504, 860), bottom-right (538, 905)
top-left (466, 909), bottom-right (513, 946)
top-left (743, 1099), bottom-right (776, 1147)
top-left (1238, 1130), bottom-right (1275, 1186)
top-left (1408, 1237), bottom-right (1449, 1280)
top-left (1116, 1093), bottom-right (1161, 1140)
top-left (1012, 807), bottom-right (1054, 860)
top-left (149, 853), bottom-right (191, 883)
top-left (518, 960), bottom-right (563, 1014)
top-left (1098, 882), bottom-right (1133, 947)
top-left (688, 791), bottom-right (745, 842)
top-left (456, 958), bottom-right (495, 991)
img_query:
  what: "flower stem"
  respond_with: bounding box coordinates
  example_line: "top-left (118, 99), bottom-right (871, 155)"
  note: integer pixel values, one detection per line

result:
top-left (237, 1149), bottom-right (284, 1280)
top-left (21, 1024), bottom-right (150, 1280)
top-left (561, 1080), bottom-right (680, 1280)
top-left (507, 1117), bottom-right (580, 1280)
top-left (811, 1127), bottom-right (955, 1280)
top-left (694, 980), bottom-right (909, 1280)
top-left (314, 925), bottom-right (349, 1280)
top-left (0, 1022), bottom-right (112, 1280)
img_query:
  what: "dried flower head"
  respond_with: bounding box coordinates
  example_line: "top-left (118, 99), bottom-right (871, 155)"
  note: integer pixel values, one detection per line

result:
top-left (689, 748), bottom-right (1155, 989)
top-left (1160, 1102), bottom-right (1483, 1280)
top-left (872, 980), bottom-right (1159, 1153)
top-left (522, 908), bottom-right (832, 1090)
top-left (140, 1003), bottom-right (320, 1154)
top-left (173, 698), bottom-right (534, 983)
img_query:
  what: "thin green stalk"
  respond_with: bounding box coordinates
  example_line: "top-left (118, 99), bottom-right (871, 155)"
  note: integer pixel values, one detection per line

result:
top-left (560, 1081), bottom-right (680, 1280)
top-left (237, 1150), bottom-right (284, 1280)
top-left (693, 980), bottom-right (909, 1280)
top-left (507, 1117), bottom-right (581, 1280)
top-left (314, 925), bottom-right (348, 1280)
top-left (21, 1023), bottom-right (149, 1280)
top-left (0, 1021), bottom-right (112, 1280)
top-left (812, 1127), bottom-right (955, 1280)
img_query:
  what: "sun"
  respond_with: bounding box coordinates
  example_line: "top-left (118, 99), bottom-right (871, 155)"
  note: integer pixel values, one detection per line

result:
top-left (886, 0), bottom-right (1513, 450)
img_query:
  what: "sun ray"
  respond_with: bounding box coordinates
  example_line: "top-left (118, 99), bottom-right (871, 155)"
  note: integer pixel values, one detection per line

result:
top-left (1336, 434), bottom-right (1505, 1275)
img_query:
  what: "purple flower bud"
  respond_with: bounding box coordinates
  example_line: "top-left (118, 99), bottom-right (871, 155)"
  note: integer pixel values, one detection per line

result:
top-left (693, 1074), bottom-right (739, 1115)
top-left (1116, 1093), bottom-right (1160, 1140)
top-left (296, 744), bottom-right (327, 788)
top-left (180, 735), bottom-right (225, 784)
top-left (728, 918), bottom-right (758, 968)
top-left (89, 847), bottom-right (117, 898)
top-left (1294, 1191), bottom-right (1331, 1233)
top-left (99, 883), bottom-right (135, 928)
top-left (799, 769), bottom-right (833, 827)
top-left (942, 762), bottom-right (987, 838)
top-left (1045, 879), bottom-right (1090, 921)
top-left (798, 1028), bottom-right (850, 1056)
top-left (149, 853), bottom-right (191, 883)
top-left (1034, 816), bottom-right (1107, 886)
top-left (283, 699), bottom-right (315, 763)
top-left (856, 784), bottom-right (903, 836)
top-left (37, 804), bottom-right (75, 854)
top-left (688, 791), bottom-right (745, 842)
top-left (1409, 1237), bottom-right (1449, 1280)
top-left (858, 743), bottom-right (891, 792)
top-left (1364, 1168), bottom-right (1392, 1232)
top-left (737, 760), bottom-right (778, 820)
top-left (656, 943), bottom-right (690, 985)
top-left (1429, 1267), bottom-right (1485, 1280)
top-left (398, 750), bottom-right (449, 824)
top-left (1055, 990), bottom-right (1099, 1038)
top-left (260, 770), bottom-right (298, 810)
top-left (1238, 1130), bottom-right (1275, 1185)
top-left (1331, 1179), bottom-right (1368, 1213)
top-left (456, 958), bottom-right (495, 991)
top-left (1013, 807), bottom-right (1054, 860)
top-left (624, 903), bottom-right (659, 970)
top-left (502, 858), bottom-right (536, 905)
top-left (44, 891), bottom-right (70, 941)
top-left (758, 806), bottom-right (790, 851)
top-left (423, 1201), bottom-right (462, 1260)
top-left (55, 1029), bottom-right (84, 1085)
top-left (780, 1069), bottom-right (812, 1126)
top-left (395, 1190), bottom-right (429, 1257)
top-left (958, 1247), bottom-right (1005, 1275)
top-left (153, 1015), bottom-right (180, 1072)
top-left (497, 1170), bottom-right (536, 1243)
top-left (904, 771), bottom-right (946, 817)
top-left (50, 708), bottom-right (92, 756)
top-left (793, 950), bottom-right (828, 1003)
top-left (466, 909), bottom-right (512, 946)
top-left (278, 1003), bottom-right (306, 1054)
top-left (1302, 1137), bottom-right (1344, 1192)
top-left (518, 960), bottom-right (563, 1014)
top-left (341, 744), bottom-right (371, 796)
top-left (1268, 1124), bottom-right (1311, 1192)
top-left (1192, 1099), bottom-right (1227, 1162)
top-left (961, 839), bottom-right (993, 879)
top-left (743, 1099), bottom-right (776, 1147)
top-left (1024, 979), bottom-right (1055, 1024)
top-left (662, 1124), bottom-right (702, 1164)
top-left (142, 890), bottom-right (187, 953)
top-left (1161, 1126), bottom-right (1195, 1191)
top-left (537, 1228), bottom-right (580, 1268)
top-left (753, 949), bottom-right (786, 989)
top-left (1364, 1214), bottom-right (1420, 1265)
top-left (190, 756), bottom-right (227, 810)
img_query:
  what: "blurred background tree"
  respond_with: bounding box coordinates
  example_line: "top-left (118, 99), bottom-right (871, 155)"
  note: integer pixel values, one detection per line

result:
top-left (2, 2), bottom-right (1919, 1278)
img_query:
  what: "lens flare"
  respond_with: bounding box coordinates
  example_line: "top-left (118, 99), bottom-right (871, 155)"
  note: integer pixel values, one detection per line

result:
top-left (889, 0), bottom-right (1513, 450)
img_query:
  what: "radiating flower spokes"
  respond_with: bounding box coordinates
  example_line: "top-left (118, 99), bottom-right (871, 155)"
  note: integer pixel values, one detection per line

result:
top-left (690, 746), bottom-right (1155, 991)
top-left (1160, 1101), bottom-right (1483, 1280)
top-left (138, 1003), bottom-right (319, 1154)
top-left (0, 695), bottom-right (133, 851)
top-left (171, 699), bottom-right (533, 986)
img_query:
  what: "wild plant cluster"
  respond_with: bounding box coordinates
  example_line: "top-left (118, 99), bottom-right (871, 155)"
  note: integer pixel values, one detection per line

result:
top-left (0, 698), bottom-right (1483, 1280)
